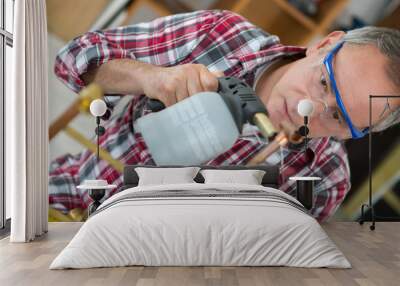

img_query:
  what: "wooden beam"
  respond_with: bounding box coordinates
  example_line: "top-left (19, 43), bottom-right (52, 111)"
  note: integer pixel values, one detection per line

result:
top-left (64, 126), bottom-right (124, 173)
top-left (379, 6), bottom-right (400, 29)
top-left (47, 0), bottom-right (109, 41)
top-left (339, 142), bottom-right (400, 219)
top-left (49, 84), bottom-right (103, 140)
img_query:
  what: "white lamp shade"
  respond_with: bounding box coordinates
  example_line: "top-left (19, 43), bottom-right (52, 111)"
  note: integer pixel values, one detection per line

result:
top-left (90, 99), bottom-right (107, 117)
top-left (297, 99), bottom-right (314, 117)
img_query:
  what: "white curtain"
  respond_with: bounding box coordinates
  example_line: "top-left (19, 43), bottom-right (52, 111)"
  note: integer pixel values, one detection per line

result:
top-left (7, 0), bottom-right (49, 242)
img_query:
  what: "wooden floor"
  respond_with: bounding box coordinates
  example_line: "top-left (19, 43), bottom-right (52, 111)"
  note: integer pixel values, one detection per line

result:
top-left (0, 222), bottom-right (399, 286)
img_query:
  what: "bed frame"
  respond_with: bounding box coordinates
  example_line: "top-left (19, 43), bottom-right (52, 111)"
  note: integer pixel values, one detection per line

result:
top-left (122, 164), bottom-right (280, 190)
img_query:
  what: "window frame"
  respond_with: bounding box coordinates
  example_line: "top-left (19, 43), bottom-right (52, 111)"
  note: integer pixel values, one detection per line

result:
top-left (1, 0), bottom-right (13, 232)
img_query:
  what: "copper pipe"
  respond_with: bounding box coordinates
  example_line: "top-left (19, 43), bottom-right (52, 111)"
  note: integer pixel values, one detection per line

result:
top-left (246, 120), bottom-right (304, 166)
top-left (280, 120), bottom-right (303, 144)
top-left (246, 131), bottom-right (289, 166)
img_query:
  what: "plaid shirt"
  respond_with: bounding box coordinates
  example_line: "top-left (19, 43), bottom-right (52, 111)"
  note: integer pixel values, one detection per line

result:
top-left (51, 10), bottom-right (350, 221)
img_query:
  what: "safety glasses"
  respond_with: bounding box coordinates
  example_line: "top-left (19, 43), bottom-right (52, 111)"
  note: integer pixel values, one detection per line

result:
top-left (323, 41), bottom-right (369, 139)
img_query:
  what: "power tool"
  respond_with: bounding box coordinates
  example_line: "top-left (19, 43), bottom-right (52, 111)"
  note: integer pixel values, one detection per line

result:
top-left (135, 77), bottom-right (304, 165)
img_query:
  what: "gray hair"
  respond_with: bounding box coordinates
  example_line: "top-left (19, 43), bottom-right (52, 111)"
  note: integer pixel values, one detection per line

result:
top-left (342, 26), bottom-right (400, 132)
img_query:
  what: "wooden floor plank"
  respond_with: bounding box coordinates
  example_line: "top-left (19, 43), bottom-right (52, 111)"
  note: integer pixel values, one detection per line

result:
top-left (0, 222), bottom-right (399, 286)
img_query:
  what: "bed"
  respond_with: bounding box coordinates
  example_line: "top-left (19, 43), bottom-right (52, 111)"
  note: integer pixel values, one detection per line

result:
top-left (50, 165), bottom-right (350, 269)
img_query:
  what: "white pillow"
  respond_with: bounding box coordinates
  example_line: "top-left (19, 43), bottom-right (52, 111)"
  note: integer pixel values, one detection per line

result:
top-left (200, 169), bottom-right (266, 185)
top-left (135, 167), bottom-right (200, 186)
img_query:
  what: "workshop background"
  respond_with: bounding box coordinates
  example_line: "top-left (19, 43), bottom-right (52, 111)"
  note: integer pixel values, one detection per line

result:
top-left (47, 0), bottom-right (400, 222)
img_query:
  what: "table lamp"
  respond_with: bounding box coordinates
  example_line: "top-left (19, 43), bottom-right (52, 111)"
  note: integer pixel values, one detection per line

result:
top-left (77, 99), bottom-right (115, 217)
top-left (89, 99), bottom-right (107, 161)
top-left (297, 99), bottom-right (313, 151)
top-left (289, 99), bottom-right (321, 210)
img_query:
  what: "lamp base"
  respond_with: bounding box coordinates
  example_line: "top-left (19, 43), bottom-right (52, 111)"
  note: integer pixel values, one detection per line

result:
top-left (88, 188), bottom-right (106, 216)
top-left (359, 203), bottom-right (375, 231)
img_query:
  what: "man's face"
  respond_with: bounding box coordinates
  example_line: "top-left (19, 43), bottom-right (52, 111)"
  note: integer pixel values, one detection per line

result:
top-left (265, 33), bottom-right (399, 139)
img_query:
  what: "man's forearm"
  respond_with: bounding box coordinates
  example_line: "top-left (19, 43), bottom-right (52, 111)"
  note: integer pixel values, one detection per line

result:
top-left (82, 58), bottom-right (221, 107)
top-left (82, 59), bottom-right (153, 95)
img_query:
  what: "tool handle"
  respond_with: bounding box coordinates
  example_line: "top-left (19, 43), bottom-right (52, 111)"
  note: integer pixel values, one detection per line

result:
top-left (146, 77), bottom-right (228, 112)
top-left (147, 98), bottom-right (166, 112)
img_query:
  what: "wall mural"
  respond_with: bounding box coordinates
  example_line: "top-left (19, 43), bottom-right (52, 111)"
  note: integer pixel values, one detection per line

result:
top-left (47, 0), bottom-right (400, 222)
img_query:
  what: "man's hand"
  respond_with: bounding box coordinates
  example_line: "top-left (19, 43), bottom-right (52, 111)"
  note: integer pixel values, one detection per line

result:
top-left (139, 63), bottom-right (224, 107)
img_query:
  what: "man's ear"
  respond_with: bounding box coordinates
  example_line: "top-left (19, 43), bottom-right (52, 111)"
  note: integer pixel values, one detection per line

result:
top-left (306, 31), bottom-right (346, 56)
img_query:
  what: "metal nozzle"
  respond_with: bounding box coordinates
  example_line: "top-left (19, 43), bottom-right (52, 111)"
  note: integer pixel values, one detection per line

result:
top-left (253, 113), bottom-right (277, 139)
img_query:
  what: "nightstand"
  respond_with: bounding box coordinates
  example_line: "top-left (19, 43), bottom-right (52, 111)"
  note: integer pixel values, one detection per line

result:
top-left (77, 180), bottom-right (116, 216)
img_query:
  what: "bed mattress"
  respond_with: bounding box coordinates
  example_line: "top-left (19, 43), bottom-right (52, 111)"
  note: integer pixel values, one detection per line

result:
top-left (50, 183), bottom-right (351, 269)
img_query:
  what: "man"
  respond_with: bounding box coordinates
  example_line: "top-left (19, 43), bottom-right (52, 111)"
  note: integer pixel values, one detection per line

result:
top-left (50, 10), bottom-right (400, 221)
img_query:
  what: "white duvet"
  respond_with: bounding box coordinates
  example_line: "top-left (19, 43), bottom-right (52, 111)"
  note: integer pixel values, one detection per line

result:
top-left (50, 183), bottom-right (351, 269)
